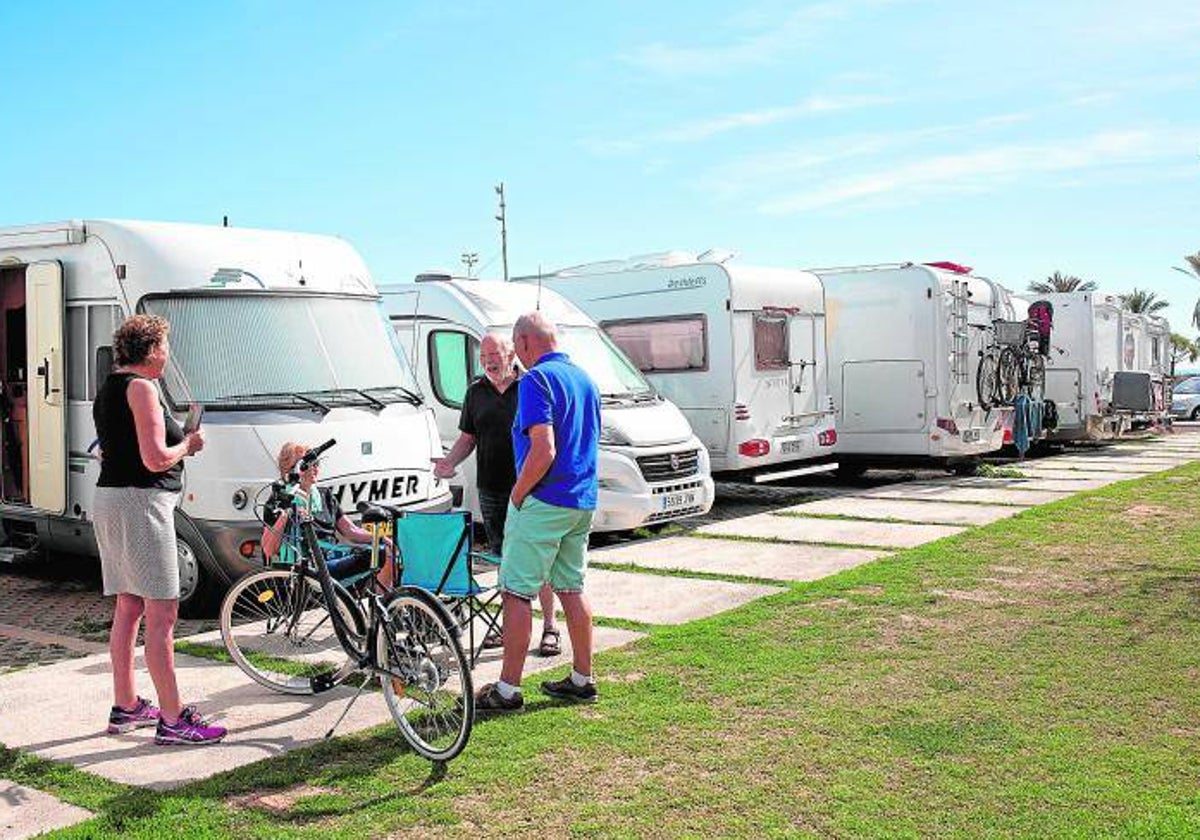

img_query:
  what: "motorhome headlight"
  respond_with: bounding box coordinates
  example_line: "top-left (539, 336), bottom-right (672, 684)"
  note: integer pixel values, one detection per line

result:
top-left (232, 489), bottom-right (249, 510)
top-left (598, 423), bottom-right (631, 446)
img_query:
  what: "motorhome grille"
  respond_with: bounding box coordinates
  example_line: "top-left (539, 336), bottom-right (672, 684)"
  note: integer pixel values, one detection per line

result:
top-left (637, 450), bottom-right (700, 482)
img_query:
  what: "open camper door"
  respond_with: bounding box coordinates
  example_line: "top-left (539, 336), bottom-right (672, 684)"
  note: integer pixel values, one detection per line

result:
top-left (26, 261), bottom-right (66, 513)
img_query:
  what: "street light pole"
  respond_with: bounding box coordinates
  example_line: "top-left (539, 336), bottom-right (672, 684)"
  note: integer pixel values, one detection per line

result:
top-left (461, 252), bottom-right (479, 278)
top-left (495, 182), bottom-right (509, 282)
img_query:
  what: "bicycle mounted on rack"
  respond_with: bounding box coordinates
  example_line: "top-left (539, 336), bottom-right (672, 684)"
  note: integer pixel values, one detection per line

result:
top-left (219, 438), bottom-right (474, 762)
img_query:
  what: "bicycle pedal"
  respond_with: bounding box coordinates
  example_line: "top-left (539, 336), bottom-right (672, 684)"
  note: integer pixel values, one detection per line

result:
top-left (310, 672), bottom-right (337, 693)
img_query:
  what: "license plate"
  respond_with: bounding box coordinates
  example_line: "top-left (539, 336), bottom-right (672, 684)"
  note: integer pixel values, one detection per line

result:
top-left (962, 429), bottom-right (981, 443)
top-left (660, 490), bottom-right (697, 511)
top-left (781, 439), bottom-right (804, 455)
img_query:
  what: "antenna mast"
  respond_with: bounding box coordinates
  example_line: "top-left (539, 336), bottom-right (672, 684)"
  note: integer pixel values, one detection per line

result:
top-left (495, 182), bottom-right (509, 282)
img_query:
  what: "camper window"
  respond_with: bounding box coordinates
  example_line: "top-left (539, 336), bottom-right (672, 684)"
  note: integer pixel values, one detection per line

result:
top-left (429, 330), bottom-right (481, 409)
top-left (753, 313), bottom-right (788, 371)
top-left (88, 306), bottom-right (119, 398)
top-left (602, 316), bottom-right (707, 373)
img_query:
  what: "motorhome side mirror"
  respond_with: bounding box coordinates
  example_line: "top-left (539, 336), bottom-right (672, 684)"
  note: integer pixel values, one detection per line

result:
top-left (95, 346), bottom-right (114, 390)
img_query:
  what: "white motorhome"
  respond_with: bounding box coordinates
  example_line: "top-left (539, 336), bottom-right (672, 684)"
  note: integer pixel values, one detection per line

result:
top-left (815, 262), bottom-right (1011, 469)
top-left (516, 252), bottom-right (838, 481)
top-left (0, 220), bottom-right (450, 611)
top-left (380, 277), bottom-right (715, 532)
top-left (1041, 292), bottom-right (1171, 439)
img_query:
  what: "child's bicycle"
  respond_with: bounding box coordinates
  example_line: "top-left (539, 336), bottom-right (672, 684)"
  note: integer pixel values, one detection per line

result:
top-left (218, 438), bottom-right (474, 762)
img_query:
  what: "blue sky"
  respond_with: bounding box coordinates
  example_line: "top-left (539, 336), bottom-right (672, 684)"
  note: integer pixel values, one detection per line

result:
top-left (2, 1), bottom-right (1198, 328)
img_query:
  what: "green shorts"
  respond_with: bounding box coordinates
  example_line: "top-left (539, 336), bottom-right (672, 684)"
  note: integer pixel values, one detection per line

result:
top-left (499, 496), bottom-right (594, 600)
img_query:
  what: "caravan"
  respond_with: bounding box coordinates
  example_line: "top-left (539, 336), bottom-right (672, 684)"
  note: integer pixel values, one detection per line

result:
top-left (517, 252), bottom-right (838, 481)
top-left (815, 262), bottom-right (1011, 470)
top-left (1041, 292), bottom-right (1171, 439)
top-left (0, 220), bottom-right (450, 611)
top-left (381, 277), bottom-right (715, 532)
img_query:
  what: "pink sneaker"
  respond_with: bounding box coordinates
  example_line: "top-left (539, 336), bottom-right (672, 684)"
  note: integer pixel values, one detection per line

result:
top-left (107, 696), bottom-right (160, 734)
top-left (154, 705), bottom-right (227, 746)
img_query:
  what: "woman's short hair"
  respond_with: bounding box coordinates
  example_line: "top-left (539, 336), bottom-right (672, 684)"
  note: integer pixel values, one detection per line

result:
top-left (276, 442), bottom-right (308, 477)
top-left (113, 315), bottom-right (170, 367)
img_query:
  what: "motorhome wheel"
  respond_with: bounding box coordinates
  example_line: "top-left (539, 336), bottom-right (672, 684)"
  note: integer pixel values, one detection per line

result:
top-left (176, 536), bottom-right (211, 617)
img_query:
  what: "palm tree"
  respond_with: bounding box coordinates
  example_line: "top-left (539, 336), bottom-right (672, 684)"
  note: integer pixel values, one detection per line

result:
top-left (1120, 288), bottom-right (1170, 314)
top-left (1172, 251), bottom-right (1200, 329)
top-left (1169, 333), bottom-right (1199, 376)
top-left (1027, 271), bottom-right (1097, 294)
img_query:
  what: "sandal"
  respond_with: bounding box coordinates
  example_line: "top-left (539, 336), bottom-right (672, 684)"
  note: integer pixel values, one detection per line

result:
top-left (538, 627), bottom-right (562, 657)
top-left (481, 629), bottom-right (504, 650)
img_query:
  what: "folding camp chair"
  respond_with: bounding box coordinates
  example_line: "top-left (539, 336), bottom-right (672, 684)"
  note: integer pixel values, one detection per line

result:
top-left (391, 510), bottom-right (503, 667)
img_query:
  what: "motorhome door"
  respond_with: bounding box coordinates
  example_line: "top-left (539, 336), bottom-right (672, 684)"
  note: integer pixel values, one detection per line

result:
top-left (26, 261), bottom-right (66, 513)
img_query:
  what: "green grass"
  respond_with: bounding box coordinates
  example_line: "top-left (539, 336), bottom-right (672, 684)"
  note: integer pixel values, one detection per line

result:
top-left (14, 465), bottom-right (1200, 837)
top-left (974, 463), bottom-right (1028, 478)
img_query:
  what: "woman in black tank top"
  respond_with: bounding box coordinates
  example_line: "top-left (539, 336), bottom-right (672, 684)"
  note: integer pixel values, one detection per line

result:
top-left (91, 315), bottom-right (225, 744)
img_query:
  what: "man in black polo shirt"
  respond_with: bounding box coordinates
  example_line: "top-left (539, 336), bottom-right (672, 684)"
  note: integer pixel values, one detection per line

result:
top-left (433, 334), bottom-right (561, 656)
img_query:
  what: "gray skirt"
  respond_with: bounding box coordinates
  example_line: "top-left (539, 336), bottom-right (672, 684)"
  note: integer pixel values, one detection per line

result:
top-left (92, 486), bottom-right (181, 600)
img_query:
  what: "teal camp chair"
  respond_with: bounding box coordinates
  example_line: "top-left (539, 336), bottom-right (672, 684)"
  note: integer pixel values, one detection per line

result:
top-left (392, 511), bottom-right (502, 666)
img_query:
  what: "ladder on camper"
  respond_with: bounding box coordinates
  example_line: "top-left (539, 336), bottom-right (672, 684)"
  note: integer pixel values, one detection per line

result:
top-left (950, 279), bottom-right (970, 384)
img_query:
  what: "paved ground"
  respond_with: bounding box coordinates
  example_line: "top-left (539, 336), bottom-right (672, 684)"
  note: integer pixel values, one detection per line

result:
top-left (1, 428), bottom-right (1198, 830)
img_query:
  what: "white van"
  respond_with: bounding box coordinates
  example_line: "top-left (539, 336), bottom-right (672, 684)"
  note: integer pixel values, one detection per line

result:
top-left (0, 220), bottom-right (450, 611)
top-left (516, 252), bottom-right (838, 482)
top-left (1041, 292), bottom-right (1171, 439)
top-left (815, 262), bottom-right (1011, 469)
top-left (380, 276), bottom-right (715, 532)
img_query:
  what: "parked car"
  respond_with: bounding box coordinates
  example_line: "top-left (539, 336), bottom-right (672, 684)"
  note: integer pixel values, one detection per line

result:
top-left (1170, 376), bottom-right (1200, 419)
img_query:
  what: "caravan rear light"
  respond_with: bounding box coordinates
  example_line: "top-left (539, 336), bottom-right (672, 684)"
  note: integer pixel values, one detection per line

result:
top-left (738, 439), bottom-right (770, 457)
top-left (734, 403), bottom-right (751, 421)
top-left (817, 429), bottom-right (837, 447)
top-left (239, 540), bottom-right (259, 558)
top-left (1003, 427), bottom-right (1013, 444)
top-left (935, 417), bottom-right (960, 436)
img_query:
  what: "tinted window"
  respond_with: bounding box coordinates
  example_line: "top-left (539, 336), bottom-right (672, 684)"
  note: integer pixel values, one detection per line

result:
top-left (429, 330), bottom-right (480, 408)
top-left (753, 313), bottom-right (788, 371)
top-left (1174, 378), bottom-right (1200, 395)
top-left (88, 305), bottom-right (119, 399)
top-left (603, 316), bottom-right (707, 373)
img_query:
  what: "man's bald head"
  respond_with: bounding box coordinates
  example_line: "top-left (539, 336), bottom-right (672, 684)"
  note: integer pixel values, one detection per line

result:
top-left (512, 311), bottom-right (558, 369)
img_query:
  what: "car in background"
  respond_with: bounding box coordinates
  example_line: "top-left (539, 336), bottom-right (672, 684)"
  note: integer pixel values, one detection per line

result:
top-left (1170, 376), bottom-right (1200, 419)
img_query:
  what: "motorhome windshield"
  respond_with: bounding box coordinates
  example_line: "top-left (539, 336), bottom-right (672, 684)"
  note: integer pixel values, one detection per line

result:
top-left (556, 325), bottom-right (653, 398)
top-left (144, 294), bottom-right (422, 410)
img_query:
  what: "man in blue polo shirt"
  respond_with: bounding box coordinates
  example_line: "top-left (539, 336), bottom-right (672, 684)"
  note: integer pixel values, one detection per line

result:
top-left (475, 311), bottom-right (602, 712)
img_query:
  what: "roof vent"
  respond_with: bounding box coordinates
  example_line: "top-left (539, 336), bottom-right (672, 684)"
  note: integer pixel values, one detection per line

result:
top-left (415, 271), bottom-right (453, 283)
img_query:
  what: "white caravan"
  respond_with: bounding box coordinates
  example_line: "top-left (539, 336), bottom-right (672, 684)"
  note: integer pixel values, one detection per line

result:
top-left (815, 262), bottom-right (1010, 469)
top-left (0, 220), bottom-right (450, 611)
top-left (1040, 292), bottom-right (1171, 439)
top-left (380, 277), bottom-right (715, 532)
top-left (516, 252), bottom-right (838, 481)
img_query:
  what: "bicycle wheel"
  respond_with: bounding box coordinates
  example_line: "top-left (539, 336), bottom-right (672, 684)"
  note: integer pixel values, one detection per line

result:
top-left (220, 567), bottom-right (365, 695)
top-left (976, 353), bottom-right (998, 409)
top-left (996, 346), bottom-right (1021, 404)
top-left (377, 592), bottom-right (474, 762)
top-left (1027, 354), bottom-right (1046, 401)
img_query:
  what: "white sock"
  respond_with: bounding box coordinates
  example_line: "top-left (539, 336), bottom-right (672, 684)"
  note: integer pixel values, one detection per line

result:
top-left (570, 669), bottom-right (594, 687)
top-left (496, 680), bottom-right (521, 700)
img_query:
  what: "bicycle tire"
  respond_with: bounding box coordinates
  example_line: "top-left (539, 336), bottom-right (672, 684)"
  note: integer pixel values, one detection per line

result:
top-left (377, 591), bottom-right (474, 762)
top-left (976, 352), bottom-right (998, 410)
top-left (996, 346), bottom-right (1022, 404)
top-left (1028, 354), bottom-right (1046, 402)
top-left (219, 567), bottom-right (365, 695)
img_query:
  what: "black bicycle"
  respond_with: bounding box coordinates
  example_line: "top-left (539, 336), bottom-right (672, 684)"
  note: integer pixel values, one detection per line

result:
top-left (219, 438), bottom-right (474, 762)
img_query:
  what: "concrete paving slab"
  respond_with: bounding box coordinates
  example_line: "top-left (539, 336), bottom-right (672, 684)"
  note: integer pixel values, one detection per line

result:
top-left (779, 497), bottom-right (1020, 526)
top-left (0, 781), bottom-right (93, 840)
top-left (581, 568), bottom-right (782, 624)
top-left (0, 625), bottom-right (642, 790)
top-left (1017, 460), bottom-right (1161, 475)
top-left (1004, 467), bottom-right (1147, 481)
top-left (591, 536), bottom-right (886, 582)
top-left (856, 484), bottom-right (1065, 506)
top-left (697, 513), bottom-right (962, 548)
top-left (1048, 458), bottom-right (1183, 471)
top-left (928, 476), bottom-right (1114, 492)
